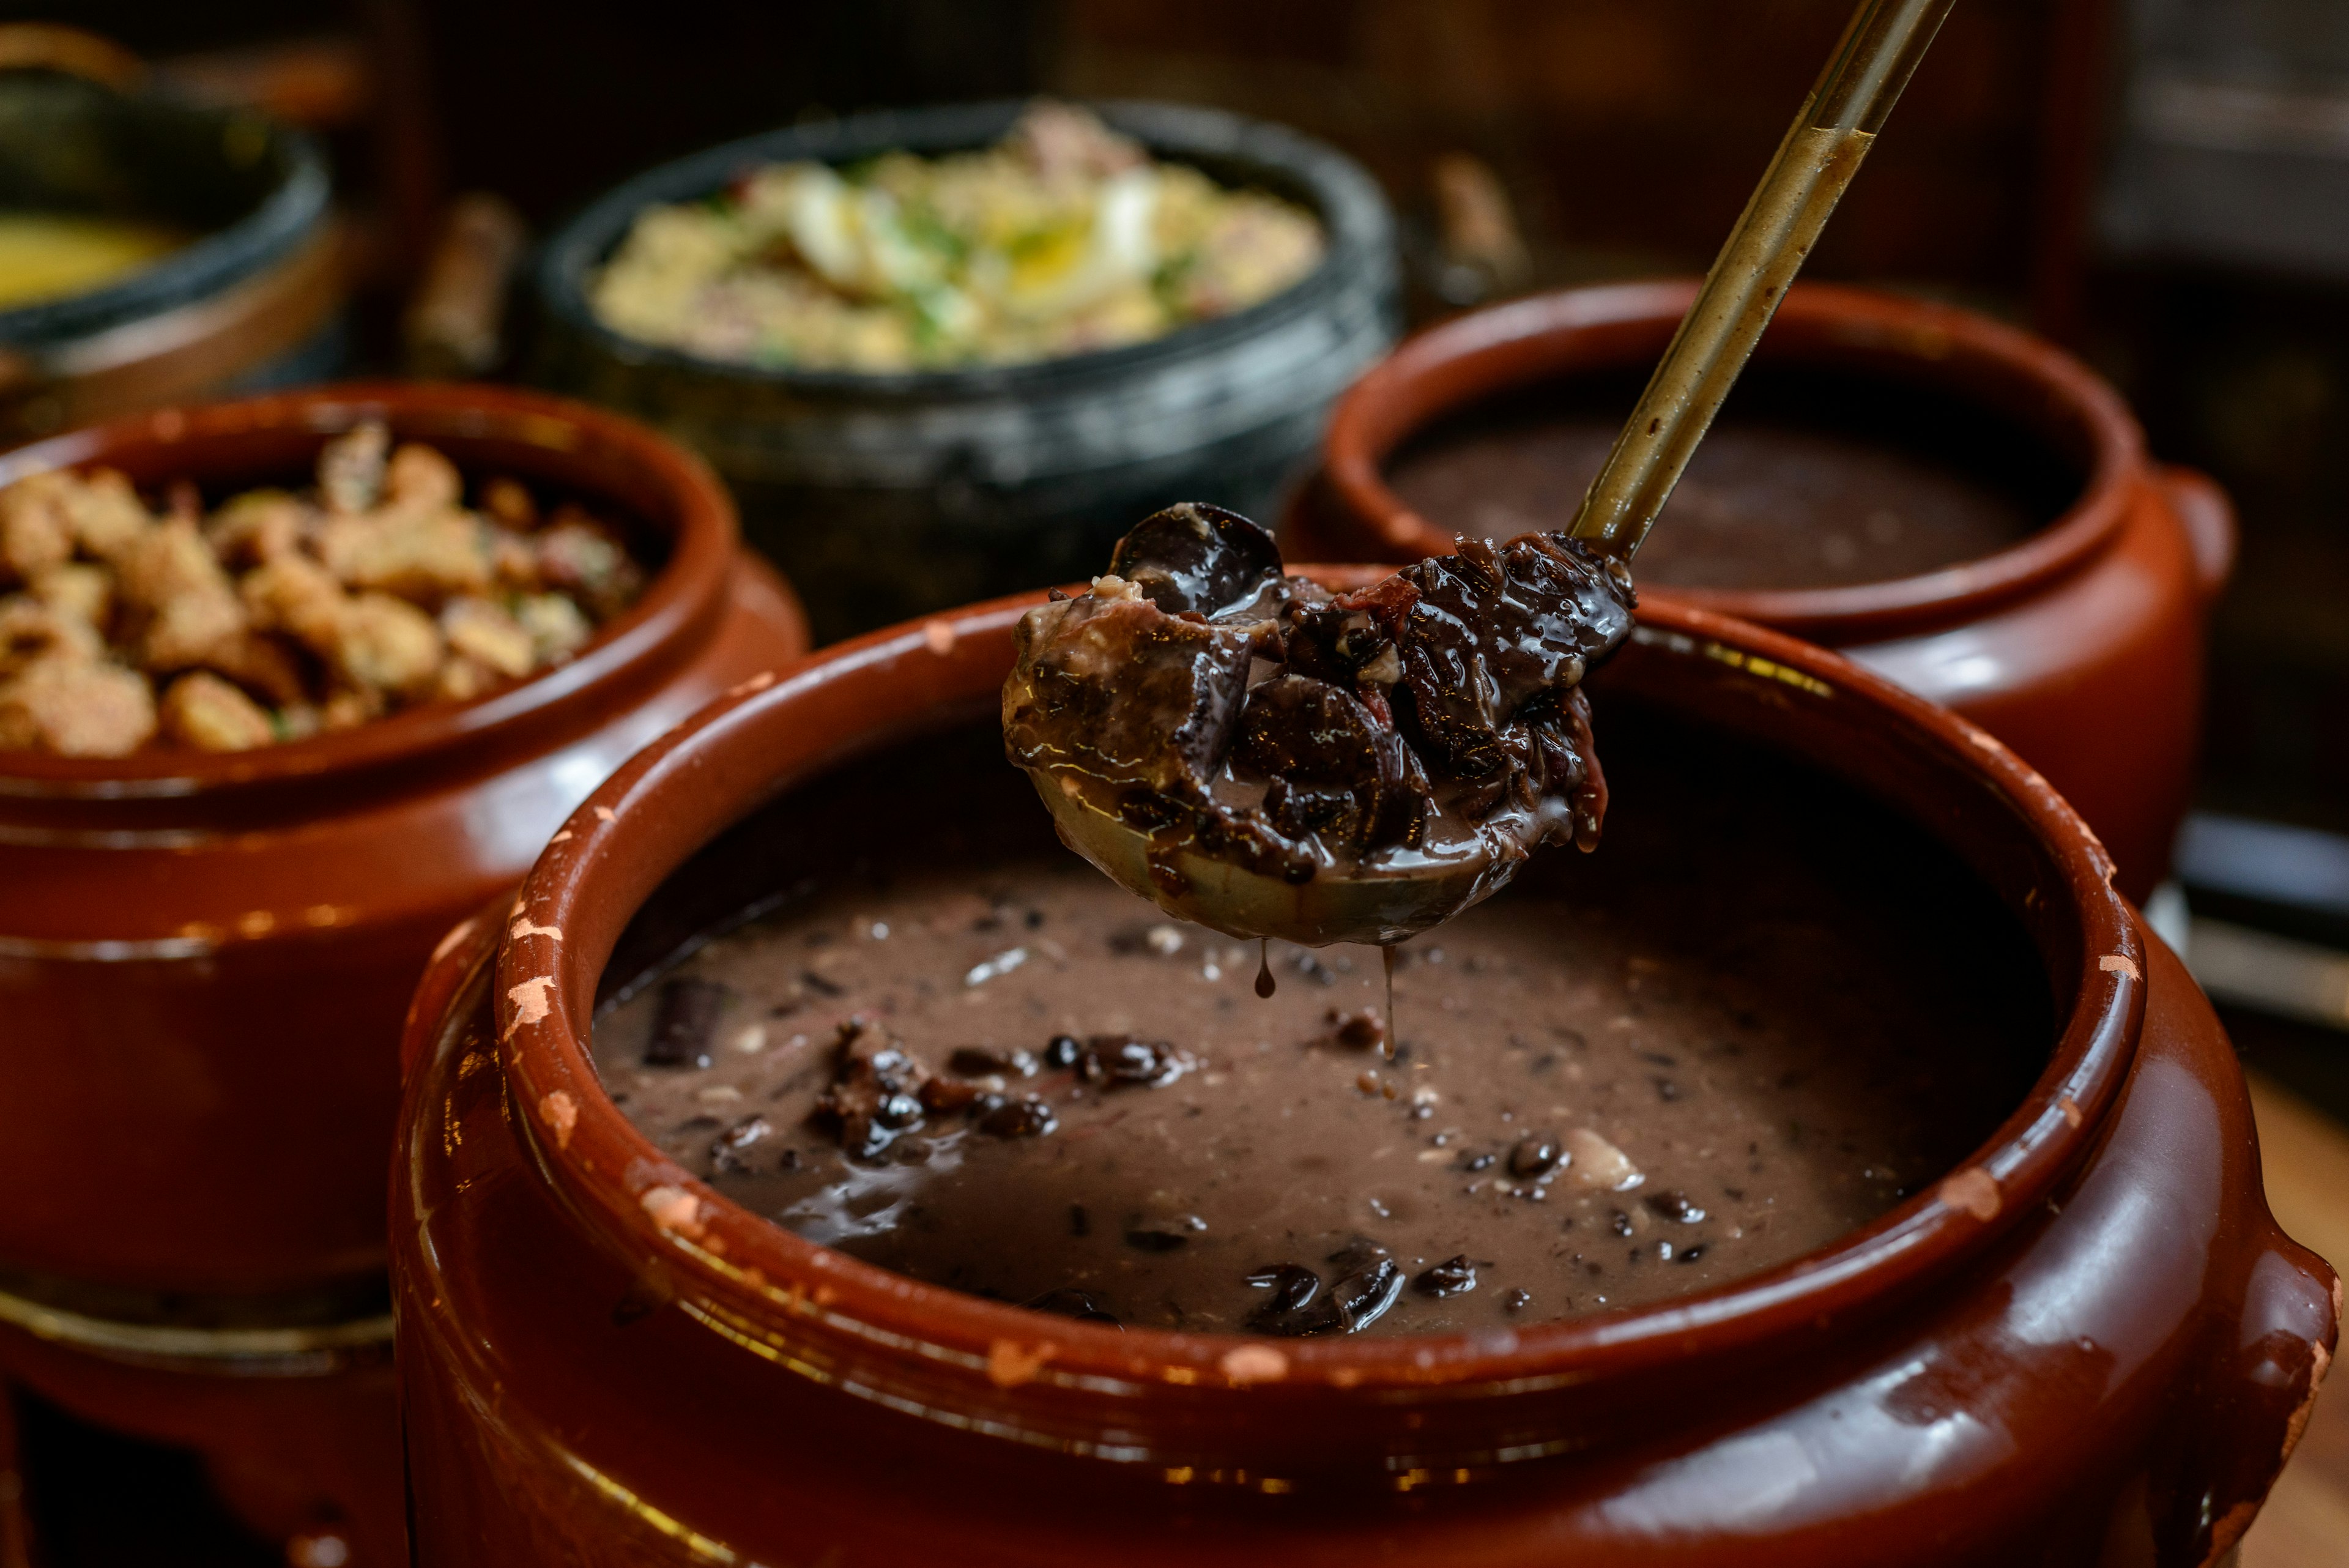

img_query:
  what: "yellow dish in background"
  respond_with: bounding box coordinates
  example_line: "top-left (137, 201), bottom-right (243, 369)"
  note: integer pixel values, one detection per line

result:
top-left (590, 102), bottom-right (1325, 373)
top-left (0, 212), bottom-right (187, 310)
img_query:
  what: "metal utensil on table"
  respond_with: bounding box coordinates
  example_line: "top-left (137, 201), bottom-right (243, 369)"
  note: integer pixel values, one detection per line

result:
top-left (1045, 0), bottom-right (1961, 949)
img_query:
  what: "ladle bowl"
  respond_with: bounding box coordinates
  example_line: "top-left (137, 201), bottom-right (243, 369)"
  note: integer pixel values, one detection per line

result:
top-left (1034, 766), bottom-right (1544, 948)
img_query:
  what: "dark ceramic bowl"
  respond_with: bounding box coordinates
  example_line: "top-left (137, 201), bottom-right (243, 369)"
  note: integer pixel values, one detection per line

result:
top-left (533, 98), bottom-right (1400, 641)
top-left (395, 587), bottom-right (2334, 1565)
top-left (0, 62), bottom-right (344, 436)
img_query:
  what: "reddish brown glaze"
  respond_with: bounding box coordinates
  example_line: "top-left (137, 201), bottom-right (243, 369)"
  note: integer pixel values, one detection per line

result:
top-left (0, 385), bottom-right (809, 1564)
top-left (1293, 283), bottom-right (2235, 900)
top-left (0, 382), bottom-right (809, 1295)
top-left (0, 1317), bottom-right (400, 1565)
top-left (393, 590), bottom-right (2332, 1565)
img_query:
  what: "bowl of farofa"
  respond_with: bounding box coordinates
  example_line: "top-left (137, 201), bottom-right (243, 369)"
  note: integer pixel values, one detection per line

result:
top-left (0, 382), bottom-right (808, 1566)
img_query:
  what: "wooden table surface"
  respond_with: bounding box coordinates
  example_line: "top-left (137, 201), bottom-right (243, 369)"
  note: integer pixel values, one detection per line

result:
top-left (2240, 1072), bottom-right (2349, 1566)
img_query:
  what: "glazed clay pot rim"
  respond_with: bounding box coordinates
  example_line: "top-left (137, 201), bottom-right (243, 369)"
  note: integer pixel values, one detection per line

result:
top-left (1322, 280), bottom-right (2146, 641)
top-left (0, 382), bottom-right (737, 800)
top-left (535, 97), bottom-right (1391, 399)
top-left (492, 588), bottom-right (2145, 1402)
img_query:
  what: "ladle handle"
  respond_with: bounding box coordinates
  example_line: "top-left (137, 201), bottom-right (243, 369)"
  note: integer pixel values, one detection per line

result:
top-left (1568, 0), bottom-right (1959, 558)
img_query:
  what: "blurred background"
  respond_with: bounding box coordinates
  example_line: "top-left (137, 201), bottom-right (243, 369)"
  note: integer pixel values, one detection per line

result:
top-left (43, 0), bottom-right (2348, 858)
top-left (4, 1), bottom-right (2347, 1561)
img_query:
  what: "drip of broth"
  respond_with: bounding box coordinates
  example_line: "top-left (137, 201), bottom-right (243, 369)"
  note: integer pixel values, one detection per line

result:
top-left (1255, 939), bottom-right (1275, 998)
top-left (1381, 942), bottom-right (1397, 1060)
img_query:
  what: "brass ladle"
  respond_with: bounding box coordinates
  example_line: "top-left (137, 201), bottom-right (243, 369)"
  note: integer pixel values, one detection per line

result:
top-left (1041, 0), bottom-right (1961, 948)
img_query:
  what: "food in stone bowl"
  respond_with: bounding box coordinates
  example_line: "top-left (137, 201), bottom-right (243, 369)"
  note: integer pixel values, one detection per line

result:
top-left (588, 100), bottom-right (1325, 372)
top-left (0, 422), bottom-right (651, 756)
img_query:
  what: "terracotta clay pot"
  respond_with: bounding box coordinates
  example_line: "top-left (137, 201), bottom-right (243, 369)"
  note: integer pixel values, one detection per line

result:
top-left (1290, 282), bottom-right (2237, 902)
top-left (0, 1314), bottom-right (399, 1567)
top-left (0, 383), bottom-right (809, 1562)
top-left (393, 589), bottom-right (2334, 1566)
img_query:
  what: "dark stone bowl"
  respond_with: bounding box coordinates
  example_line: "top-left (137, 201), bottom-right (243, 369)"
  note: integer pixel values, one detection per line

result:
top-left (532, 98), bottom-right (1400, 642)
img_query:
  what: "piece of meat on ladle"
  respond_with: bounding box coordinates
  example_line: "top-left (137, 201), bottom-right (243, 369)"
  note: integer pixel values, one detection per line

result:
top-left (1003, 0), bottom-right (1958, 949)
top-left (1002, 503), bottom-right (1631, 948)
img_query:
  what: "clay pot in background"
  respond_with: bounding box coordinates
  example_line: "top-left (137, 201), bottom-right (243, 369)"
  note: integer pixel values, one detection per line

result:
top-left (1291, 282), bottom-right (2236, 901)
top-left (0, 384), bottom-right (809, 1564)
top-left (394, 590), bottom-right (2331, 1564)
top-left (532, 99), bottom-right (1400, 643)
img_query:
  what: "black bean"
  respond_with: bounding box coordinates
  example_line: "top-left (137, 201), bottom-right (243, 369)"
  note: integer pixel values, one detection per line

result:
top-left (1107, 500), bottom-right (1284, 617)
top-left (645, 977), bottom-right (728, 1066)
top-left (1645, 1190), bottom-right (1707, 1224)
top-left (948, 1046), bottom-right (1036, 1078)
top-left (1331, 1258), bottom-right (1404, 1330)
top-left (1413, 1256), bottom-right (1478, 1296)
top-left (1023, 1288), bottom-right (1119, 1328)
top-left (1325, 1235), bottom-right (1391, 1272)
top-left (1507, 1135), bottom-right (1561, 1178)
top-left (1244, 1264), bottom-right (1321, 1318)
top-left (1609, 1209), bottom-right (1636, 1238)
top-left (1252, 1296), bottom-right (1346, 1337)
top-left (1042, 1035), bottom-right (1081, 1069)
top-left (875, 1093), bottom-right (925, 1130)
top-left (1503, 1288), bottom-right (1532, 1312)
top-left (918, 1077), bottom-right (984, 1113)
top-left (1080, 1035), bottom-right (1188, 1088)
top-left (977, 1097), bottom-right (1058, 1139)
top-left (1124, 1228), bottom-right (1189, 1253)
top-left (1677, 1246), bottom-right (1707, 1264)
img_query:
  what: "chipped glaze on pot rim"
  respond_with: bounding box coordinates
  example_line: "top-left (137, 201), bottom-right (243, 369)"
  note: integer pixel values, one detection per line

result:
top-left (488, 589), bottom-right (2142, 1422)
top-left (1320, 281), bottom-right (2146, 642)
top-left (0, 382), bottom-right (741, 800)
